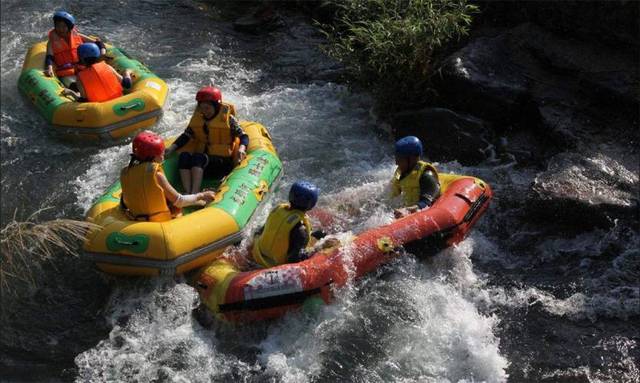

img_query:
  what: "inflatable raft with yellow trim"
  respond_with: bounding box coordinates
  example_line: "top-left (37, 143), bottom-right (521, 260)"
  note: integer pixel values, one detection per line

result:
top-left (82, 121), bottom-right (281, 276)
top-left (18, 41), bottom-right (168, 141)
top-left (195, 173), bottom-right (492, 322)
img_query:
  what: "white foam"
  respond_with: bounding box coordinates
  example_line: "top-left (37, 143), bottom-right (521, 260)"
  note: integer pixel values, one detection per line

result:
top-left (72, 144), bottom-right (130, 212)
top-left (75, 281), bottom-right (246, 382)
top-left (249, 242), bottom-right (508, 382)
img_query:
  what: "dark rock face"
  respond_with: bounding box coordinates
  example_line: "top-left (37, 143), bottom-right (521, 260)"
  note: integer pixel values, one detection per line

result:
top-left (232, 3), bottom-right (285, 34)
top-left (435, 33), bottom-right (532, 125)
top-left (475, 0), bottom-right (640, 49)
top-left (529, 152), bottom-right (639, 227)
top-left (435, 22), bottom-right (639, 146)
top-left (391, 107), bottom-right (493, 165)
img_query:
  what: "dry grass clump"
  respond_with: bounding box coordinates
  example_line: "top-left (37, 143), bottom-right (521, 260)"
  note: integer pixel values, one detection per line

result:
top-left (0, 208), bottom-right (100, 296)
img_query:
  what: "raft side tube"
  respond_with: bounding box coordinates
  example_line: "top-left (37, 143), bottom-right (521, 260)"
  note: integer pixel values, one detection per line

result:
top-left (196, 175), bottom-right (493, 322)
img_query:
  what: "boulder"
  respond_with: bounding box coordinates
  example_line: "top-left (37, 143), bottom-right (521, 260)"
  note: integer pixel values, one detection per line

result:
top-left (517, 23), bottom-right (639, 107)
top-left (435, 22), bottom-right (639, 151)
top-left (391, 107), bottom-right (492, 165)
top-left (233, 4), bottom-right (285, 34)
top-left (434, 33), bottom-right (532, 125)
top-left (475, 1), bottom-right (640, 49)
top-left (529, 152), bottom-right (639, 227)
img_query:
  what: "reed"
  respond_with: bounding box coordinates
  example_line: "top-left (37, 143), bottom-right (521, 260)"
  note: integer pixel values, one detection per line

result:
top-left (318, 0), bottom-right (478, 109)
top-left (0, 208), bottom-right (100, 296)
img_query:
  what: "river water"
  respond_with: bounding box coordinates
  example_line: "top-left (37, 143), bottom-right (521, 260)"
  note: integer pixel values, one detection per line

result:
top-left (1, 1), bottom-right (638, 382)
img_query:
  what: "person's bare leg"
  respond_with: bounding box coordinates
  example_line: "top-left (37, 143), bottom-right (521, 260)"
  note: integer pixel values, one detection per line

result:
top-left (191, 167), bottom-right (204, 193)
top-left (180, 169), bottom-right (192, 194)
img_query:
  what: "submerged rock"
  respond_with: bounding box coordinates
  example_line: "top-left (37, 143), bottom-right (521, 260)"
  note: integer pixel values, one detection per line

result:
top-left (391, 107), bottom-right (493, 165)
top-left (529, 152), bottom-right (639, 227)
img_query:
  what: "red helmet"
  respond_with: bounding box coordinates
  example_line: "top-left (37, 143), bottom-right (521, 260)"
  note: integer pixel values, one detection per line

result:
top-left (132, 131), bottom-right (164, 159)
top-left (195, 86), bottom-right (222, 103)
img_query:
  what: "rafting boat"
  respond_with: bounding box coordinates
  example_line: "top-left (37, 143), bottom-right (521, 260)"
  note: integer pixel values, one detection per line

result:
top-left (82, 121), bottom-right (282, 276)
top-left (18, 41), bottom-right (168, 141)
top-left (196, 174), bottom-right (492, 322)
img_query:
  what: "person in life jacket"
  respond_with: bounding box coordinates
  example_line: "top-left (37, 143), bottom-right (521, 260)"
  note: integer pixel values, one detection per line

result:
top-left (164, 86), bottom-right (249, 193)
top-left (391, 136), bottom-right (441, 218)
top-left (44, 10), bottom-right (106, 88)
top-left (120, 131), bottom-right (216, 222)
top-left (251, 181), bottom-right (333, 268)
top-left (61, 43), bottom-right (132, 102)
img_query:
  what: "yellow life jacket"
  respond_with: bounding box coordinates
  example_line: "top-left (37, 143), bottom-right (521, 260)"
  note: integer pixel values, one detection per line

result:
top-left (391, 160), bottom-right (439, 206)
top-left (187, 102), bottom-right (238, 157)
top-left (120, 162), bottom-right (172, 222)
top-left (251, 203), bottom-right (312, 268)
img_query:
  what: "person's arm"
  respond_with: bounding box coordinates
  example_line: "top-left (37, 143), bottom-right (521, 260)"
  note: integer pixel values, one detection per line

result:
top-left (108, 65), bottom-right (123, 82)
top-left (44, 41), bottom-right (55, 76)
top-left (286, 223), bottom-right (311, 263)
top-left (394, 170), bottom-right (440, 218)
top-left (107, 65), bottom-right (132, 89)
top-left (165, 127), bottom-right (194, 155)
top-left (230, 115), bottom-right (249, 164)
top-left (416, 170), bottom-right (440, 209)
top-left (156, 171), bottom-right (215, 207)
top-left (230, 115), bottom-right (249, 147)
top-left (79, 33), bottom-right (106, 55)
top-left (390, 172), bottom-right (401, 198)
top-left (61, 81), bottom-right (87, 101)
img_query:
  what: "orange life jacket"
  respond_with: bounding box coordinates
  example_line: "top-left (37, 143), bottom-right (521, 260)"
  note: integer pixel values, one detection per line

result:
top-left (120, 162), bottom-right (172, 222)
top-left (48, 28), bottom-right (83, 77)
top-left (77, 62), bottom-right (123, 102)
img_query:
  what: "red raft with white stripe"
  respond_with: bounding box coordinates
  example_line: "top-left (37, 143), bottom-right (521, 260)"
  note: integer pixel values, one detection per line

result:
top-left (195, 173), bottom-right (492, 322)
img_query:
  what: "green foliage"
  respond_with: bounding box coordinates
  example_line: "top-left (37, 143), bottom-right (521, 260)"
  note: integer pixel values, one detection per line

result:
top-left (318, 0), bottom-right (477, 108)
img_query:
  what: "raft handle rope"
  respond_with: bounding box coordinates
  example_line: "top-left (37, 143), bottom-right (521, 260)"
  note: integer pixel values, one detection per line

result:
top-left (463, 192), bottom-right (489, 223)
top-left (119, 100), bottom-right (143, 111)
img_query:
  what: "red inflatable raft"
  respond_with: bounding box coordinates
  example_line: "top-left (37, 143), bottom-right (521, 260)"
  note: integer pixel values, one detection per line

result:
top-left (195, 173), bottom-right (492, 322)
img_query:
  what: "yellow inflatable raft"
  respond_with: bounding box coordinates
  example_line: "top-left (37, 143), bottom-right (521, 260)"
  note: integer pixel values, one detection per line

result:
top-left (82, 121), bottom-right (282, 276)
top-left (18, 41), bottom-right (168, 141)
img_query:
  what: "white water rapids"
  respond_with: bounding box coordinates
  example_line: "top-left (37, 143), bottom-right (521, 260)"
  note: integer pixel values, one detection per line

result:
top-left (2, 1), bottom-right (637, 382)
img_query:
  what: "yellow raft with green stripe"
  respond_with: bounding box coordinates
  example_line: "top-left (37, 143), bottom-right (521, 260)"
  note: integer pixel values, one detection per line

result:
top-left (82, 121), bottom-right (282, 276)
top-left (18, 41), bottom-right (168, 141)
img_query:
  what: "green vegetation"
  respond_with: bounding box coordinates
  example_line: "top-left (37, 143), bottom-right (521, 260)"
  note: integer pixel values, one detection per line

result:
top-left (318, 0), bottom-right (477, 108)
top-left (0, 208), bottom-right (99, 297)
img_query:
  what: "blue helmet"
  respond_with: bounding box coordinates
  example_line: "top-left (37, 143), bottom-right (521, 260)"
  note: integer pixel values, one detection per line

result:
top-left (77, 43), bottom-right (100, 60)
top-left (53, 10), bottom-right (75, 28)
top-left (289, 181), bottom-right (319, 211)
top-left (395, 136), bottom-right (423, 157)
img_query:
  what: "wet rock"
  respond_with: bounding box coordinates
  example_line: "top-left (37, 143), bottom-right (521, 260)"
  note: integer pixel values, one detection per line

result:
top-left (536, 104), bottom-right (582, 149)
top-left (434, 34), bottom-right (532, 125)
top-left (391, 107), bottom-right (492, 165)
top-left (311, 1), bottom-right (339, 24)
top-left (233, 4), bottom-right (285, 34)
top-left (529, 152), bottom-right (639, 227)
top-left (518, 23), bottom-right (639, 107)
top-left (434, 22), bottom-right (639, 148)
top-left (476, 1), bottom-right (640, 49)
